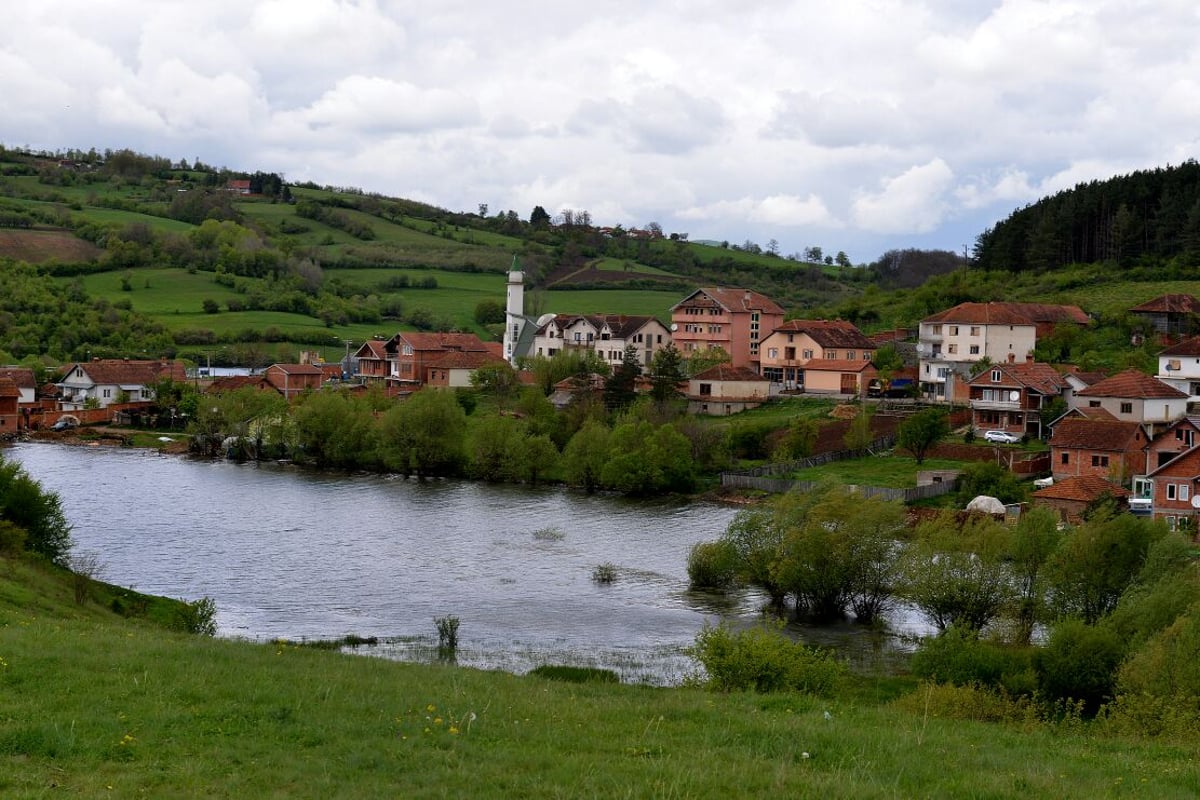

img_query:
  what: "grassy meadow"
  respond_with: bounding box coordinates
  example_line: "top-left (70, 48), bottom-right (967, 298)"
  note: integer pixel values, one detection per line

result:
top-left (2, 555), bottom-right (1198, 798)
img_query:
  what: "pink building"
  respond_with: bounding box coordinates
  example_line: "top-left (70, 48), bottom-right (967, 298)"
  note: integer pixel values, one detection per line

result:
top-left (669, 288), bottom-right (784, 369)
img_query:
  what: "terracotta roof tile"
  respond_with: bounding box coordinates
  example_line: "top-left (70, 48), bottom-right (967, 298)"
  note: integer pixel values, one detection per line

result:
top-left (1050, 418), bottom-right (1145, 451)
top-left (427, 350), bottom-right (506, 370)
top-left (0, 377), bottom-right (19, 398)
top-left (1034, 475), bottom-right (1130, 502)
top-left (771, 319), bottom-right (876, 350)
top-left (1075, 369), bottom-right (1188, 399)
top-left (803, 358), bottom-right (876, 373)
top-left (692, 364), bottom-right (769, 382)
top-left (672, 287), bottom-right (785, 316)
top-left (1130, 294), bottom-right (1200, 314)
top-left (0, 368), bottom-right (36, 390)
top-left (922, 301), bottom-right (1089, 326)
top-left (67, 359), bottom-right (187, 386)
top-left (969, 361), bottom-right (1069, 394)
top-left (1159, 336), bottom-right (1200, 357)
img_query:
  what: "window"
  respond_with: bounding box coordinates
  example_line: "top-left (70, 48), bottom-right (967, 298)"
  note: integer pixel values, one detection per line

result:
top-left (768, 348), bottom-right (778, 359)
top-left (991, 370), bottom-right (1001, 382)
top-left (970, 326), bottom-right (980, 336)
top-left (826, 350), bottom-right (837, 360)
top-left (1061, 452), bottom-right (1069, 464)
top-left (864, 351), bottom-right (872, 361)
top-left (932, 325), bottom-right (942, 335)
top-left (1088, 400), bottom-right (1101, 408)
top-left (785, 347), bottom-right (796, 360)
top-left (949, 326), bottom-right (959, 336)
top-left (970, 345), bottom-right (980, 355)
top-left (802, 349), bottom-right (813, 359)
top-left (1183, 485), bottom-right (1191, 502)
top-left (1091, 455), bottom-right (1109, 468)
top-left (947, 344), bottom-right (958, 354)
top-left (1167, 484), bottom-right (1177, 501)
top-left (1120, 402), bottom-right (1133, 414)
top-left (699, 383), bottom-right (712, 396)
top-left (847, 351), bottom-right (856, 360)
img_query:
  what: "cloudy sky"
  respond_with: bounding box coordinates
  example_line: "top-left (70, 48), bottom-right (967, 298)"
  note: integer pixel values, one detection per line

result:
top-left (3, 1), bottom-right (1198, 263)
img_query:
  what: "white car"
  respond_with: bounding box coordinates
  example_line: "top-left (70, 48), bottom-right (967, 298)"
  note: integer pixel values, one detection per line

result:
top-left (983, 430), bottom-right (1021, 444)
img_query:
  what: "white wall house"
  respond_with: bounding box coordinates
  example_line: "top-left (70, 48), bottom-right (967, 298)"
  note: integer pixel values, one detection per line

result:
top-left (1156, 336), bottom-right (1200, 407)
top-left (532, 314), bottom-right (672, 366)
top-left (56, 360), bottom-right (186, 410)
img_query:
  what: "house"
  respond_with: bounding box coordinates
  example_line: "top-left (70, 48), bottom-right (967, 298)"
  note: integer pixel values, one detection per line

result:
top-left (424, 349), bottom-right (509, 388)
top-left (352, 340), bottom-right (391, 382)
top-left (1144, 416), bottom-right (1200, 473)
top-left (758, 319), bottom-right (876, 393)
top-left (1070, 369), bottom-right (1188, 434)
top-left (225, 179), bottom-right (252, 195)
top-left (669, 287), bottom-right (785, 369)
top-left (917, 302), bottom-right (1088, 402)
top-left (1154, 335), bottom-right (1200, 407)
top-left (1032, 475), bottom-right (1130, 525)
top-left (967, 360), bottom-right (1070, 439)
top-left (0, 367), bottom-right (37, 406)
top-left (1048, 416), bottom-right (1148, 483)
top-left (0, 377), bottom-right (19, 431)
top-left (1133, 445), bottom-right (1200, 532)
top-left (1129, 293), bottom-right (1200, 337)
top-left (385, 332), bottom-right (494, 388)
top-left (56, 359), bottom-right (188, 410)
top-left (263, 363), bottom-right (324, 399)
top-left (687, 364), bottom-right (774, 416)
top-left (531, 314), bottom-right (672, 366)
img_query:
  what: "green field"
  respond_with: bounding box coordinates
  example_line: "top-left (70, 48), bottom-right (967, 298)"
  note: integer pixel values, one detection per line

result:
top-left (541, 288), bottom-right (684, 320)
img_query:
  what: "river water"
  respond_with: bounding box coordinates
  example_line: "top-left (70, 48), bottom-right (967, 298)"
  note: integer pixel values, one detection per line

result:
top-left (7, 442), bottom-right (920, 684)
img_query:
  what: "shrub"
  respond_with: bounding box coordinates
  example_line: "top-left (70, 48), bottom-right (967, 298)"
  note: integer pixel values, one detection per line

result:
top-left (688, 622), bottom-right (847, 694)
top-left (175, 597), bottom-right (217, 636)
top-left (435, 615), bottom-right (460, 652)
top-left (686, 540), bottom-right (737, 590)
top-left (910, 626), bottom-right (1034, 695)
top-left (1034, 619), bottom-right (1125, 715)
top-left (592, 563), bottom-right (618, 584)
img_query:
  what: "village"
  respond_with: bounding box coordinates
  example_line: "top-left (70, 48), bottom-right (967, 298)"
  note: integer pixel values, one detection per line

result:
top-left (3, 264), bottom-right (1199, 531)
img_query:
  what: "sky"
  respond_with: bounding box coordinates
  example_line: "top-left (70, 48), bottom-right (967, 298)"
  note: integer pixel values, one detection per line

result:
top-left (3, 1), bottom-right (1199, 264)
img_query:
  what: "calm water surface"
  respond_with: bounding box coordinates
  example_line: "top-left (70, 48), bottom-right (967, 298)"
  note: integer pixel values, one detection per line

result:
top-left (9, 442), bottom-right (760, 683)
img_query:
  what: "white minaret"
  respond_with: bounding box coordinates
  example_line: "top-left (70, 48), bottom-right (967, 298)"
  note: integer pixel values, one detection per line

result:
top-left (503, 259), bottom-right (525, 365)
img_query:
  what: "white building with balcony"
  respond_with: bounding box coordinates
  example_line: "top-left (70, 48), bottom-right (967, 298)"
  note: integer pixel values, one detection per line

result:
top-left (1156, 335), bottom-right (1200, 408)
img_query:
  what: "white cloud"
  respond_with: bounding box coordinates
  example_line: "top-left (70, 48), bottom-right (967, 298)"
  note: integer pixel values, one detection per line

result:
top-left (2, 1), bottom-right (1200, 262)
top-left (853, 159), bottom-right (955, 234)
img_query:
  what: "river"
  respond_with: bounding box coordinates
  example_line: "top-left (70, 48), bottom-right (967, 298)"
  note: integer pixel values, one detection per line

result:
top-left (7, 442), bottom-right (921, 684)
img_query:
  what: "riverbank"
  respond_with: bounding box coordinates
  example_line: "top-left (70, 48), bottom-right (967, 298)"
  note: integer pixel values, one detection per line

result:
top-left (2, 552), bottom-right (1197, 798)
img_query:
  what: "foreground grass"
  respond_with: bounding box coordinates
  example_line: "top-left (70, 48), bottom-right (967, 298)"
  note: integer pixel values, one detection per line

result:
top-left (2, 557), bottom-right (1198, 797)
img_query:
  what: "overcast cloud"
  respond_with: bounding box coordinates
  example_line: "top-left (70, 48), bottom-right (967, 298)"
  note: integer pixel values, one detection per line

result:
top-left (3, 0), bottom-right (1198, 263)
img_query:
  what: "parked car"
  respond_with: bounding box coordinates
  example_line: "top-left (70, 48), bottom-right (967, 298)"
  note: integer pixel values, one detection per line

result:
top-left (52, 416), bottom-right (78, 431)
top-left (983, 430), bottom-right (1021, 444)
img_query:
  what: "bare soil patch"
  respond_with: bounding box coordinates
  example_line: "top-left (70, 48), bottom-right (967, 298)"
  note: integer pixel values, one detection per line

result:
top-left (0, 228), bottom-right (102, 263)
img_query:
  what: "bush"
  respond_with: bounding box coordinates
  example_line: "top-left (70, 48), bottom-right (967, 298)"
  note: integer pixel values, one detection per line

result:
top-left (688, 622), bottom-right (847, 694)
top-left (174, 597), bottom-right (217, 636)
top-left (910, 626), bottom-right (1034, 695)
top-left (686, 540), bottom-right (737, 590)
top-left (1035, 619), bottom-right (1125, 715)
top-left (592, 563), bottom-right (617, 584)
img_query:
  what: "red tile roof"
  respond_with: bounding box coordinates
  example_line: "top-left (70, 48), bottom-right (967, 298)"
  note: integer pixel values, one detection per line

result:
top-left (1033, 475), bottom-right (1129, 502)
top-left (354, 340), bottom-right (389, 359)
top-left (427, 350), bottom-right (506, 370)
top-left (969, 361), bottom-right (1069, 394)
top-left (0, 367), bottom-right (36, 390)
top-left (922, 301), bottom-right (1089, 326)
top-left (267, 363), bottom-right (324, 376)
top-left (672, 287), bottom-right (785, 316)
top-left (0, 377), bottom-right (19, 399)
top-left (1159, 336), bottom-right (1200, 357)
top-left (69, 359), bottom-right (187, 386)
top-left (206, 375), bottom-right (271, 393)
top-left (692, 364), bottom-right (769, 382)
top-left (1075, 369), bottom-right (1188, 399)
top-left (770, 319), bottom-right (876, 350)
top-left (1130, 294), bottom-right (1200, 314)
top-left (392, 332), bottom-right (492, 353)
top-left (803, 358), bottom-right (875, 373)
top-left (1050, 418), bottom-right (1145, 451)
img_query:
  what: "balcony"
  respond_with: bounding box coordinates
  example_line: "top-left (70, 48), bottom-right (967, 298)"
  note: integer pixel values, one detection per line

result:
top-left (971, 398), bottom-right (1022, 411)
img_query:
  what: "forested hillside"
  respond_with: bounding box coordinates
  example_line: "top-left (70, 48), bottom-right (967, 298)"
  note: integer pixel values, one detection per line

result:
top-left (973, 160), bottom-right (1200, 273)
